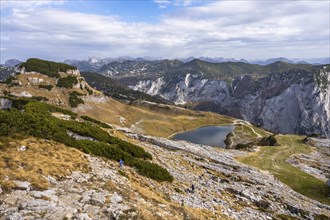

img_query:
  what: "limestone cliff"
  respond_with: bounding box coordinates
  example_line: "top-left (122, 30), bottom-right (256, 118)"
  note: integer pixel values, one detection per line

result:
top-left (128, 68), bottom-right (330, 137)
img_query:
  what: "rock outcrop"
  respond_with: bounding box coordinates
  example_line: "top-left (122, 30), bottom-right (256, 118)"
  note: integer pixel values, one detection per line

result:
top-left (0, 98), bottom-right (12, 110)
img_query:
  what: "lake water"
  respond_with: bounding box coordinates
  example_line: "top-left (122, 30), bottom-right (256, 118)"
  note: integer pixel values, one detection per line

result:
top-left (171, 125), bottom-right (235, 148)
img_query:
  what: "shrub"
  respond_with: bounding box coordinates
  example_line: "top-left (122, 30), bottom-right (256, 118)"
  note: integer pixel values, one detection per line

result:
top-left (38, 85), bottom-right (53, 91)
top-left (57, 75), bottom-right (78, 88)
top-left (32, 96), bottom-right (49, 102)
top-left (2, 76), bottom-right (17, 85)
top-left (86, 87), bottom-right (93, 95)
top-left (0, 100), bottom-right (173, 182)
top-left (24, 100), bottom-right (77, 117)
top-left (20, 58), bottom-right (76, 78)
top-left (258, 135), bottom-right (279, 146)
top-left (68, 91), bottom-right (84, 107)
top-left (81, 115), bottom-right (112, 128)
top-left (236, 142), bottom-right (253, 149)
top-left (108, 136), bottom-right (152, 159)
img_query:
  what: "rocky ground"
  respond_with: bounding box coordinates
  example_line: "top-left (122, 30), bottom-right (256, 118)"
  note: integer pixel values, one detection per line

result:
top-left (287, 138), bottom-right (330, 186)
top-left (1, 132), bottom-right (330, 220)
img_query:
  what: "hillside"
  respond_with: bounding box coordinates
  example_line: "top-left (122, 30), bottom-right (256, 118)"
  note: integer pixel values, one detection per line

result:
top-left (81, 71), bottom-right (172, 104)
top-left (0, 59), bottom-right (329, 219)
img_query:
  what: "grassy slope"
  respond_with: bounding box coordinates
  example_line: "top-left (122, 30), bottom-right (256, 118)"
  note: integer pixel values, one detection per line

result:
top-left (0, 99), bottom-right (174, 182)
top-left (237, 135), bottom-right (330, 205)
top-left (0, 137), bottom-right (90, 190)
top-left (76, 97), bottom-right (235, 137)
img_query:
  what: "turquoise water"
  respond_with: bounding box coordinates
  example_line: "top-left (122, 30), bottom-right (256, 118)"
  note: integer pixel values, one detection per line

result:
top-left (171, 125), bottom-right (234, 148)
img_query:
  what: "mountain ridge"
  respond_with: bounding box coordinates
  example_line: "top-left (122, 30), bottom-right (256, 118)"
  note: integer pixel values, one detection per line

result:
top-left (60, 56), bottom-right (330, 72)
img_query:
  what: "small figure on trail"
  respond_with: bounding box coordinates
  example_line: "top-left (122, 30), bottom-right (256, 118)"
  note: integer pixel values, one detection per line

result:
top-left (181, 199), bottom-right (184, 206)
top-left (119, 159), bottom-right (124, 169)
top-left (191, 184), bottom-right (195, 193)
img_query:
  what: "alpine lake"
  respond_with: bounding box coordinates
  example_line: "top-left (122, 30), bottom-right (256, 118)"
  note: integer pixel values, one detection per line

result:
top-left (171, 125), bottom-right (235, 148)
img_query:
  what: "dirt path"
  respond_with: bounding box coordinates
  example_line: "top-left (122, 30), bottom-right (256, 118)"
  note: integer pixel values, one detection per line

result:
top-left (233, 119), bottom-right (262, 138)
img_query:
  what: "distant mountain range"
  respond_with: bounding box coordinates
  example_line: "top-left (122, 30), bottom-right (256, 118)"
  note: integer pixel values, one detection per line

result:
top-left (3, 59), bottom-right (23, 67)
top-left (63, 56), bottom-right (329, 72)
top-left (2, 57), bottom-right (329, 71)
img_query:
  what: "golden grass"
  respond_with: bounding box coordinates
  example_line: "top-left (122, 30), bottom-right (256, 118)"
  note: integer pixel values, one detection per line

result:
top-left (77, 97), bottom-right (235, 137)
top-left (0, 137), bottom-right (90, 191)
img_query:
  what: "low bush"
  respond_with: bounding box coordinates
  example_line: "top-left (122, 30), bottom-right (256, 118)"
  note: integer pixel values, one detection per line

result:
top-left (86, 87), bottom-right (93, 95)
top-left (258, 135), bottom-right (279, 146)
top-left (108, 137), bottom-right (152, 159)
top-left (32, 96), bottom-right (49, 102)
top-left (2, 76), bottom-right (17, 85)
top-left (81, 115), bottom-right (112, 128)
top-left (57, 75), bottom-right (78, 88)
top-left (69, 91), bottom-right (84, 107)
top-left (0, 100), bottom-right (173, 182)
top-left (38, 84), bottom-right (53, 91)
top-left (20, 58), bottom-right (76, 78)
top-left (236, 142), bottom-right (253, 149)
top-left (24, 100), bottom-right (77, 117)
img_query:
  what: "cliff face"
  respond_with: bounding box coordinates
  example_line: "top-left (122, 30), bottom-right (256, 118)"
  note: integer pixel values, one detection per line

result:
top-left (128, 68), bottom-right (330, 137)
top-left (225, 69), bottom-right (330, 137)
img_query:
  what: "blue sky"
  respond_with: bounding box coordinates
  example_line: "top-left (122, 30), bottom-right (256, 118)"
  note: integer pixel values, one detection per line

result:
top-left (0, 0), bottom-right (329, 62)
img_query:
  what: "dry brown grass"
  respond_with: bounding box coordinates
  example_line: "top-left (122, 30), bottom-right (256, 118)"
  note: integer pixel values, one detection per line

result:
top-left (0, 137), bottom-right (90, 191)
top-left (77, 97), bottom-right (235, 137)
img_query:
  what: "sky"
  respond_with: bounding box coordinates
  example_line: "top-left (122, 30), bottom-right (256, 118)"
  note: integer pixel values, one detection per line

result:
top-left (0, 0), bottom-right (329, 63)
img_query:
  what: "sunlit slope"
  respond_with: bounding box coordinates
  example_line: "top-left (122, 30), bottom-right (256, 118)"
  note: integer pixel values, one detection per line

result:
top-left (75, 96), bottom-right (234, 137)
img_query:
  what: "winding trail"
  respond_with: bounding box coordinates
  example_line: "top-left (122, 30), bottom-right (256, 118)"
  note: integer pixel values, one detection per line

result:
top-left (233, 119), bottom-right (262, 138)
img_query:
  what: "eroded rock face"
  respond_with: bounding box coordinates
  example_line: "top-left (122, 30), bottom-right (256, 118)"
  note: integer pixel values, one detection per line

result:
top-left (129, 69), bottom-right (330, 137)
top-left (27, 77), bottom-right (44, 84)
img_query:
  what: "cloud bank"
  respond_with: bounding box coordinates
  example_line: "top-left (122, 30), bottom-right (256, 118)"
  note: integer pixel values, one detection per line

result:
top-left (1, 0), bottom-right (329, 62)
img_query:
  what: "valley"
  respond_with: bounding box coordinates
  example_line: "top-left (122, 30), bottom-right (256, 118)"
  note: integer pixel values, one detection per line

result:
top-left (0, 58), bottom-right (329, 219)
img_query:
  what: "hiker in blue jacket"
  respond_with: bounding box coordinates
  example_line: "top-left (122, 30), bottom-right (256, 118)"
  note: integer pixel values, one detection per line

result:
top-left (119, 159), bottom-right (124, 169)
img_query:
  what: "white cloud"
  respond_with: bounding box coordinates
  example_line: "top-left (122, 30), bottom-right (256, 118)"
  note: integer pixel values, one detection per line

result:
top-left (154, 0), bottom-right (197, 8)
top-left (1, 0), bottom-right (66, 10)
top-left (0, 0), bottom-right (329, 62)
